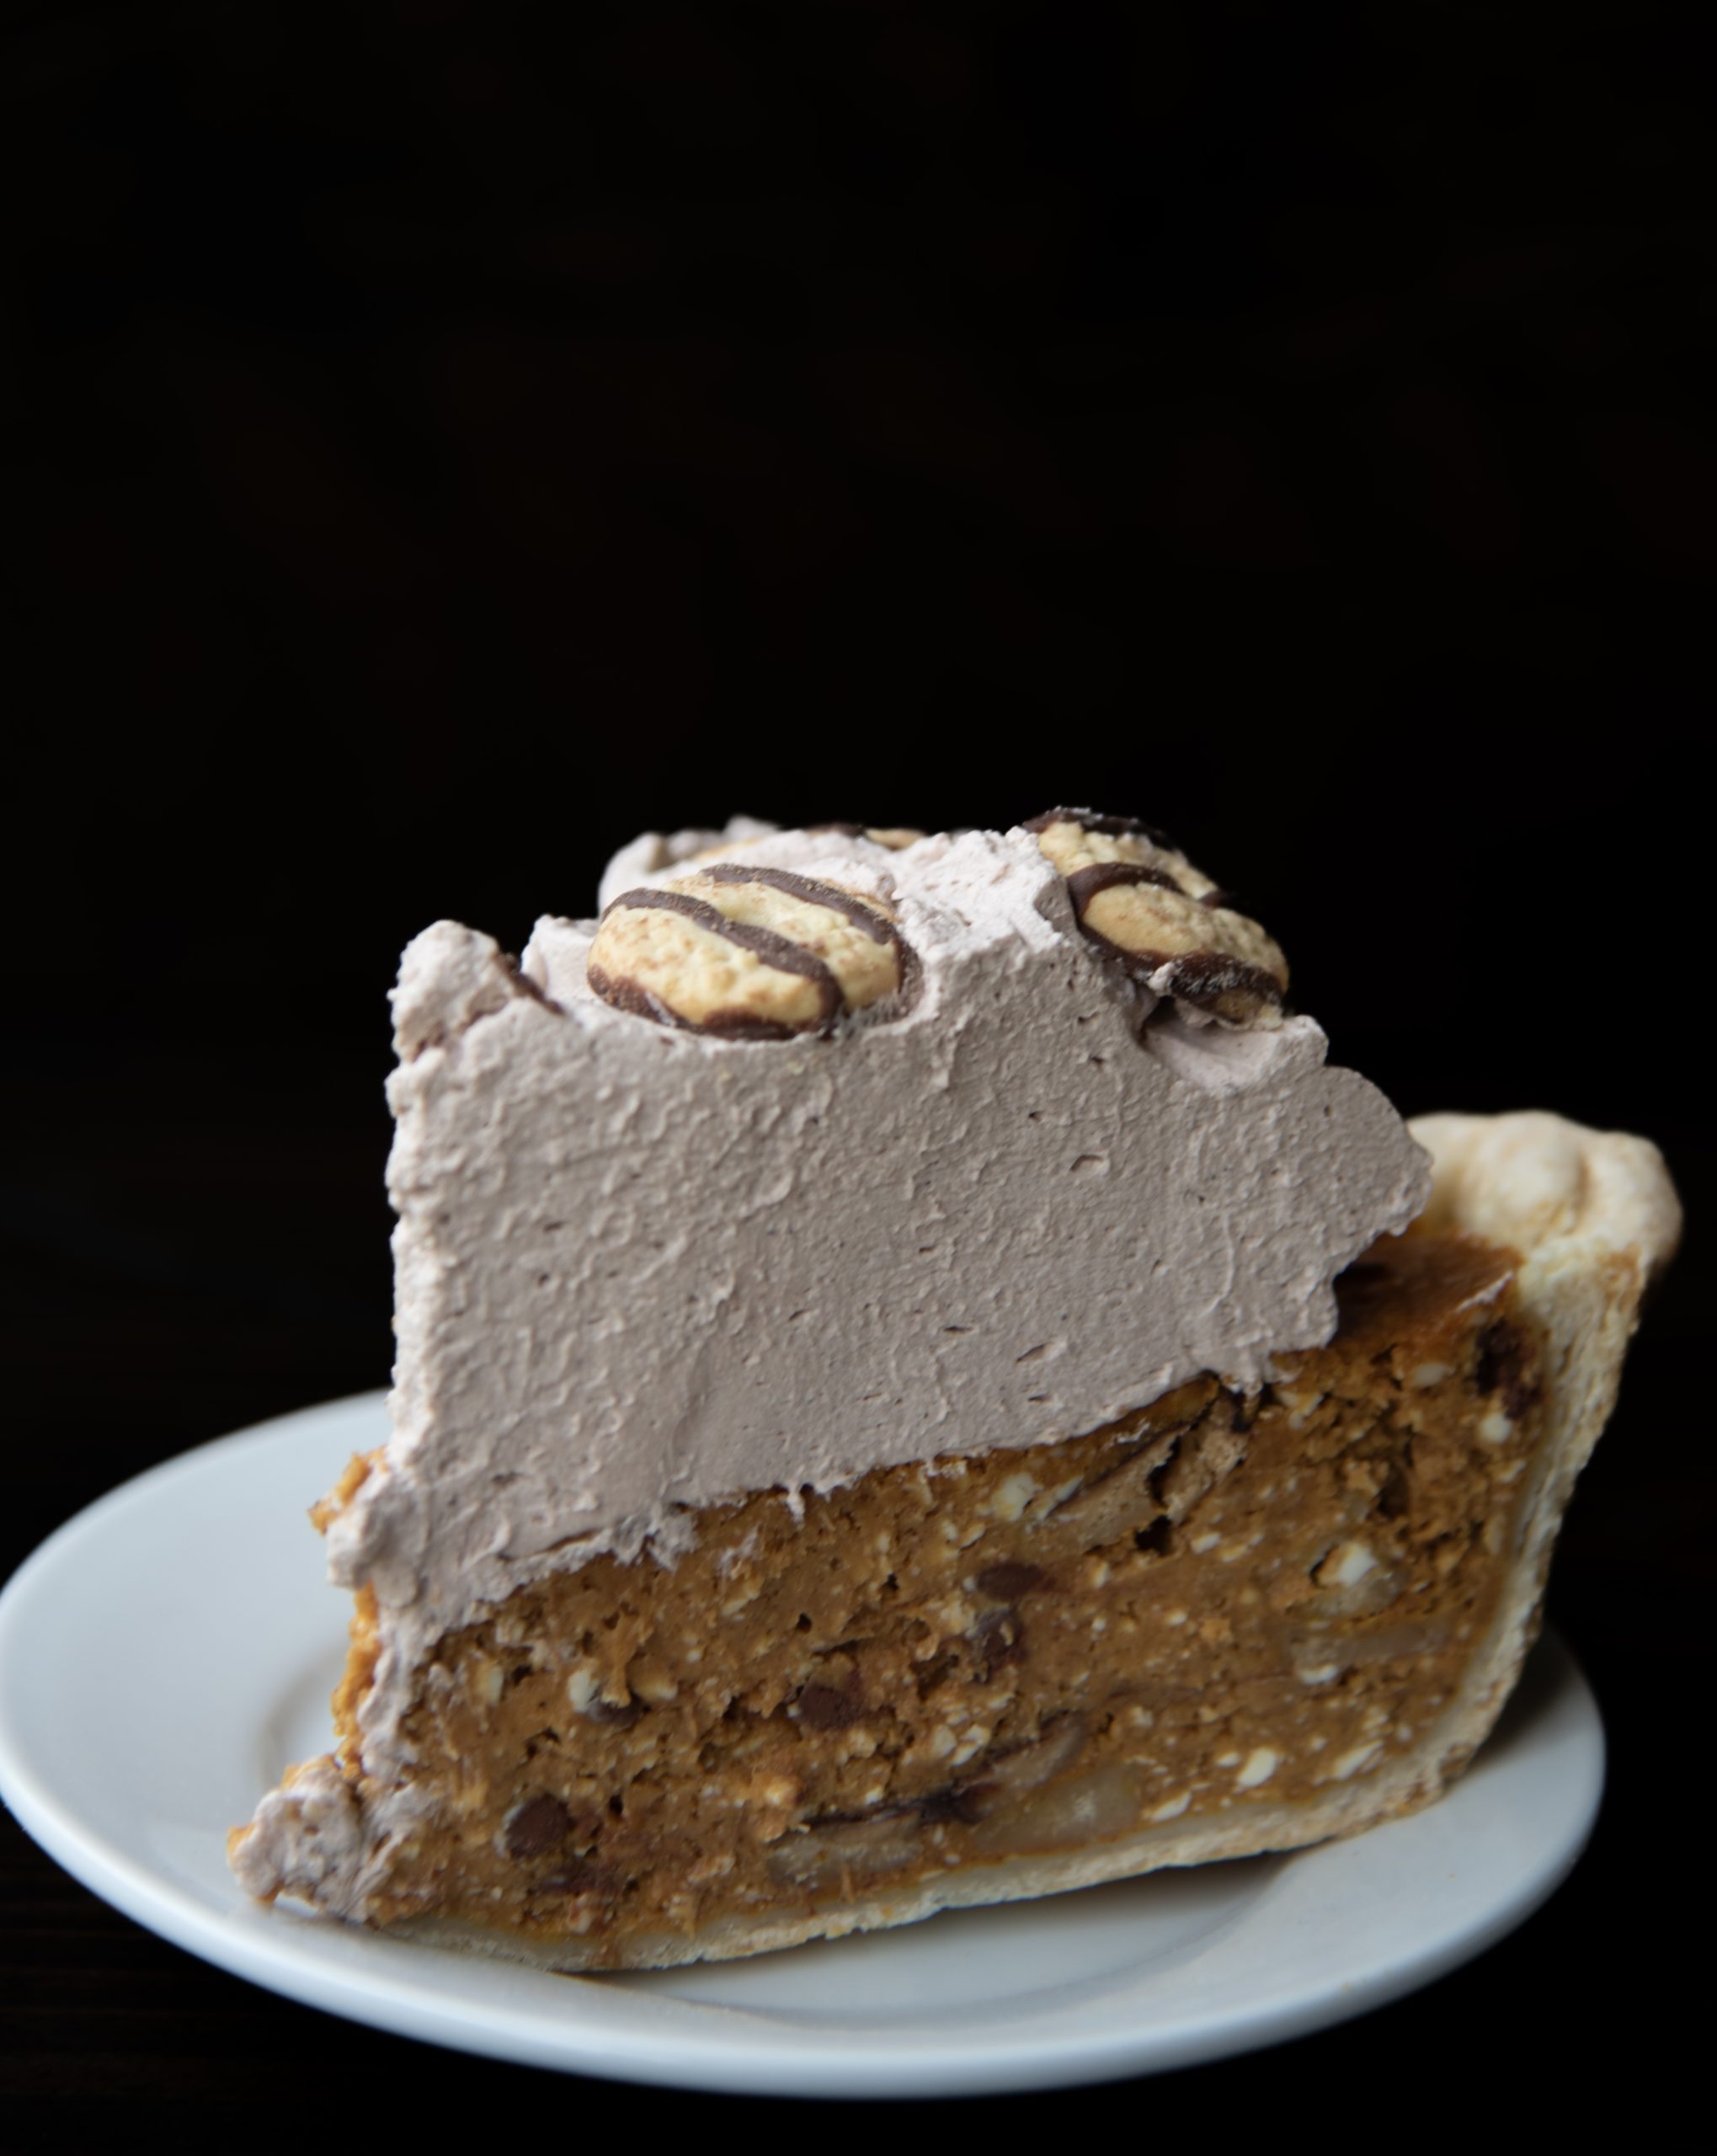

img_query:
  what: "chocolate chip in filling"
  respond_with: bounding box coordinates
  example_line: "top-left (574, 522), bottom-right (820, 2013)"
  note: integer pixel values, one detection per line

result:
top-left (1025, 808), bottom-right (1288, 1025)
top-left (588, 866), bottom-right (913, 1038)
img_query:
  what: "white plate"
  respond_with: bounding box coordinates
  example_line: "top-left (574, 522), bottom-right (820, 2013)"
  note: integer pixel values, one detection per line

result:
top-left (0, 1392), bottom-right (1602, 2098)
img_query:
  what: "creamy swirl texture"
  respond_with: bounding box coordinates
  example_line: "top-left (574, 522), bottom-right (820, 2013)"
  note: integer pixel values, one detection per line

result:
top-left (320, 819), bottom-right (1432, 1778)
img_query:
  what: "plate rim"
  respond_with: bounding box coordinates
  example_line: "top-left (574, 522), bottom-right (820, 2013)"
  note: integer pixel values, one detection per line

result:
top-left (0, 1394), bottom-right (1607, 2098)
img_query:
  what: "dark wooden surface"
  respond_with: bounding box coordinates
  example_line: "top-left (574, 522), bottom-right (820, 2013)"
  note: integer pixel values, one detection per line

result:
top-left (4, 0), bottom-right (1712, 2132)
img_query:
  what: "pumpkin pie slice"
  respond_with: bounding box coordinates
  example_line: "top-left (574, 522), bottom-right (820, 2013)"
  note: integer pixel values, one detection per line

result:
top-left (230, 816), bottom-right (1677, 1969)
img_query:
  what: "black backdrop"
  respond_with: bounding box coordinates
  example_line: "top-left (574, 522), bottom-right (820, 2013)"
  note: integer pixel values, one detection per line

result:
top-left (3, 2), bottom-right (1710, 2135)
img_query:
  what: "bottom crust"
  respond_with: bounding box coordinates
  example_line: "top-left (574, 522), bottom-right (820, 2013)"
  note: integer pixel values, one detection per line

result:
top-left (389, 1733), bottom-right (1490, 1972)
top-left (233, 1110), bottom-right (1677, 1970)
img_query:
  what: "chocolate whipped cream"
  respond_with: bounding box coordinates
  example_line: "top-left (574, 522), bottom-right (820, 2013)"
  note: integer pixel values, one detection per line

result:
top-left (323, 819), bottom-right (1430, 1779)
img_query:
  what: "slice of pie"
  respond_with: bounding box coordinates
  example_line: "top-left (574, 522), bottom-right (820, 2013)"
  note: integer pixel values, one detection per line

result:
top-left (230, 814), bottom-right (1678, 1970)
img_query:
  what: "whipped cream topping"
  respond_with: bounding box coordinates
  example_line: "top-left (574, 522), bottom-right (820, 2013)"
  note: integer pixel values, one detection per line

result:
top-left (323, 819), bottom-right (1430, 1781)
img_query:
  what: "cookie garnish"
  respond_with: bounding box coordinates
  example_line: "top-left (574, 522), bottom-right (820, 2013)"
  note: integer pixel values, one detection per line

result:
top-left (804, 823), bottom-right (925, 850)
top-left (588, 866), bottom-right (912, 1038)
top-left (1025, 808), bottom-right (1288, 1024)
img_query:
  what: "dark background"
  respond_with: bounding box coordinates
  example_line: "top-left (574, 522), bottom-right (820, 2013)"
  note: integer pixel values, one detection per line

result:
top-left (3, 0), bottom-right (1710, 2137)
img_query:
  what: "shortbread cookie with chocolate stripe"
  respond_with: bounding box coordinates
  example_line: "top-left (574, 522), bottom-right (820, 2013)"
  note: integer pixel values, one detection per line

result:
top-left (588, 865), bottom-right (911, 1038)
top-left (1026, 808), bottom-right (1288, 1024)
top-left (231, 816), bottom-right (1677, 1972)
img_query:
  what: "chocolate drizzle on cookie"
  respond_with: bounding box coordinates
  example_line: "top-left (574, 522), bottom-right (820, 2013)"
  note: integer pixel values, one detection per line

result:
top-left (588, 866), bottom-right (915, 1039)
top-left (591, 888), bottom-right (844, 1039)
top-left (804, 823), bottom-right (924, 850)
top-left (1064, 861), bottom-right (1190, 905)
top-left (701, 862), bottom-right (898, 945)
top-left (1113, 946), bottom-right (1288, 1023)
top-left (1024, 806), bottom-right (1179, 851)
top-left (1026, 808), bottom-right (1288, 1026)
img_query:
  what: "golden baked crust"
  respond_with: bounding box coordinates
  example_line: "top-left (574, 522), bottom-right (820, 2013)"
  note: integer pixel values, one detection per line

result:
top-left (236, 1111), bottom-right (1677, 1970)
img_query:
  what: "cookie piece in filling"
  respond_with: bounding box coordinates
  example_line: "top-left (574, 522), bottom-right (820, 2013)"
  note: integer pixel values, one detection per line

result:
top-left (281, 1224), bottom-right (1544, 1965)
